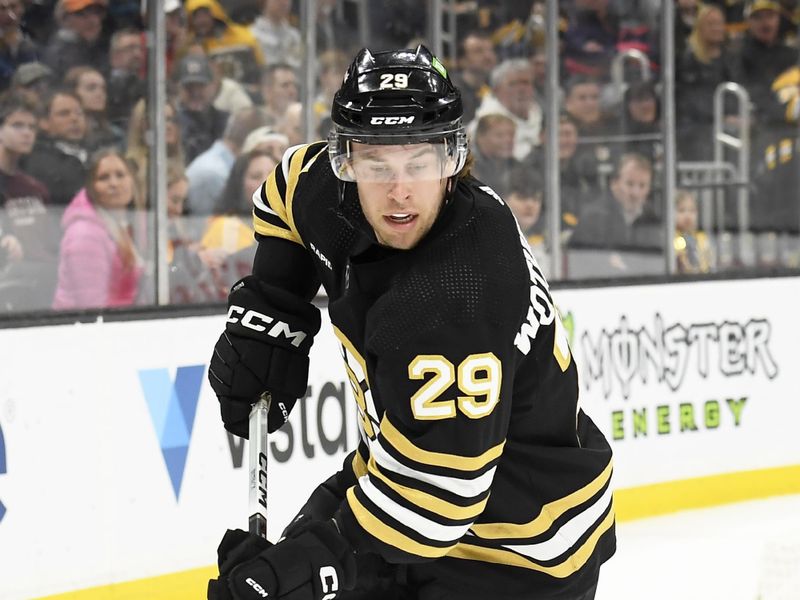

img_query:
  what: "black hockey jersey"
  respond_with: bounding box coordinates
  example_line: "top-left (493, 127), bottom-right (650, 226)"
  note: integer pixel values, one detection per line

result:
top-left (252, 141), bottom-right (616, 599)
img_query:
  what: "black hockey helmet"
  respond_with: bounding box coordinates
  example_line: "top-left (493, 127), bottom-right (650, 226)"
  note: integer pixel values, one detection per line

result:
top-left (328, 45), bottom-right (468, 182)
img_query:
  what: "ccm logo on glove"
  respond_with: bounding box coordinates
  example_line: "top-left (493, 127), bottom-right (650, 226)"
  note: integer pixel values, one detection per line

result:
top-left (245, 576), bottom-right (269, 598)
top-left (226, 306), bottom-right (307, 348)
top-left (320, 565), bottom-right (338, 600)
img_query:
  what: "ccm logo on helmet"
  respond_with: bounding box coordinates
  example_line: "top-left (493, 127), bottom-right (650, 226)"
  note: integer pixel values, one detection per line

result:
top-left (245, 577), bottom-right (269, 598)
top-left (226, 305), bottom-right (308, 348)
top-left (370, 115), bottom-right (415, 125)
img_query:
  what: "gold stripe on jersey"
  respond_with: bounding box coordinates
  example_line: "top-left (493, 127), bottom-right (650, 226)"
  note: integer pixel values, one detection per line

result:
top-left (255, 173), bottom-right (302, 244)
top-left (285, 144), bottom-right (326, 237)
top-left (252, 216), bottom-right (302, 245)
top-left (346, 487), bottom-right (455, 558)
top-left (469, 461), bottom-right (612, 540)
top-left (380, 416), bottom-right (505, 472)
top-left (367, 455), bottom-right (488, 522)
top-left (353, 447), bottom-right (368, 479)
top-left (448, 507), bottom-right (615, 578)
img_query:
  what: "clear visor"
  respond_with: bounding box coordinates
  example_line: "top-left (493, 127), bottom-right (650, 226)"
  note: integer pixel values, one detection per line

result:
top-left (328, 129), bottom-right (466, 183)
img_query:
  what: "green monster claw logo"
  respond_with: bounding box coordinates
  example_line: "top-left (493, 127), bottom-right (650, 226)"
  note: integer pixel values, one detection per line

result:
top-left (432, 56), bottom-right (447, 78)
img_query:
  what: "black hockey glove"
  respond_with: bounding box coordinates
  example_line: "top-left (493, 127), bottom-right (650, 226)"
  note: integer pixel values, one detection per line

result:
top-left (208, 276), bottom-right (321, 438)
top-left (207, 520), bottom-right (356, 600)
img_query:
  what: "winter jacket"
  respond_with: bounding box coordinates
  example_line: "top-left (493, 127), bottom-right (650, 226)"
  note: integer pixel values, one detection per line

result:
top-left (21, 135), bottom-right (88, 207)
top-left (185, 0), bottom-right (264, 83)
top-left (52, 189), bottom-right (141, 310)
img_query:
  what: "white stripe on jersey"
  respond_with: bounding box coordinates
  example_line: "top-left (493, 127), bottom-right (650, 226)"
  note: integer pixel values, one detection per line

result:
top-left (503, 485), bottom-right (613, 561)
top-left (358, 475), bottom-right (471, 543)
top-left (282, 143), bottom-right (306, 181)
top-left (370, 436), bottom-right (496, 500)
top-left (252, 187), bottom-right (278, 216)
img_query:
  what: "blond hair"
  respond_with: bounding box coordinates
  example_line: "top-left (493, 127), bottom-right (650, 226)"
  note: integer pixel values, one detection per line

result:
top-left (688, 4), bottom-right (726, 65)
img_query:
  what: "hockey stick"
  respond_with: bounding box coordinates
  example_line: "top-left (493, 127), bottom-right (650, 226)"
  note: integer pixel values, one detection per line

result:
top-left (248, 392), bottom-right (271, 539)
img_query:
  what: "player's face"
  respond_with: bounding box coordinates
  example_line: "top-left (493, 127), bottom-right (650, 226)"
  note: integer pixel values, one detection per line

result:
top-left (92, 155), bottom-right (135, 210)
top-left (0, 110), bottom-right (37, 156)
top-left (352, 143), bottom-right (448, 250)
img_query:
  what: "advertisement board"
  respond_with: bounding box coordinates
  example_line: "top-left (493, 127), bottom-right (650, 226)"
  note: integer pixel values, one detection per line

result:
top-left (0, 277), bottom-right (797, 597)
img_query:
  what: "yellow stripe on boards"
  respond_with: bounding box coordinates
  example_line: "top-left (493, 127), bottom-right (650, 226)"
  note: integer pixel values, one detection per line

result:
top-left (379, 415), bottom-right (505, 472)
top-left (35, 566), bottom-right (216, 600)
top-left (615, 464), bottom-right (800, 522)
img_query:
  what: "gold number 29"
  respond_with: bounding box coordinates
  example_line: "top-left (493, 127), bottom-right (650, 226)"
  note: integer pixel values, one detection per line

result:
top-left (408, 353), bottom-right (502, 420)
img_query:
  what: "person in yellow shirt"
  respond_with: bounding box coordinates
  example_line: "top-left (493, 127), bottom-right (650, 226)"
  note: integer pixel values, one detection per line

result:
top-left (201, 149), bottom-right (279, 289)
top-left (674, 189), bottom-right (714, 273)
top-left (184, 0), bottom-right (265, 87)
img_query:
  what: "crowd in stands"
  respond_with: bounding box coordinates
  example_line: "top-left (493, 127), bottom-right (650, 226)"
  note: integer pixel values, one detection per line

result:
top-left (1, 0), bottom-right (800, 314)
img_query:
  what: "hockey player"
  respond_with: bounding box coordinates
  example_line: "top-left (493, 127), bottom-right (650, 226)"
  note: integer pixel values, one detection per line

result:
top-left (207, 45), bottom-right (615, 600)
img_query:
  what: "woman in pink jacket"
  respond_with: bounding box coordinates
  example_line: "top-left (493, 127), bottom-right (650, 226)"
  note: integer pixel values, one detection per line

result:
top-left (52, 148), bottom-right (143, 310)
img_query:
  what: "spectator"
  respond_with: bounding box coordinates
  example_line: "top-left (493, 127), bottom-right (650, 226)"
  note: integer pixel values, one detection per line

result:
top-left (563, 74), bottom-right (615, 180)
top-left (278, 100), bottom-right (302, 146)
top-left (312, 50), bottom-right (349, 127)
top-left (563, 74), bottom-right (615, 136)
top-left (675, 0), bottom-right (699, 57)
top-left (676, 3), bottom-right (735, 161)
top-left (22, 89), bottom-right (89, 207)
top-left (728, 0), bottom-right (799, 127)
top-left (529, 111), bottom-right (600, 220)
top-left (210, 54), bottom-right (253, 114)
top-left (18, 0), bottom-right (58, 45)
top-left (184, 0), bottom-right (264, 85)
top-left (562, 0), bottom-right (619, 78)
top-left (474, 58), bottom-right (542, 160)
top-left (251, 0), bottom-right (301, 70)
top-left (175, 53), bottom-right (229, 163)
top-left (185, 105), bottom-right (270, 215)
top-left (201, 148), bottom-right (278, 292)
top-left (257, 62), bottom-right (298, 123)
top-left (52, 148), bottom-right (143, 309)
top-left (64, 65), bottom-right (124, 150)
top-left (164, 0), bottom-right (188, 77)
top-left (106, 28), bottom-right (146, 131)
top-left (126, 98), bottom-right (186, 205)
top-left (674, 189), bottom-right (713, 273)
top-left (165, 163), bottom-right (218, 303)
top-left (9, 61), bottom-right (53, 110)
top-left (0, 91), bottom-right (58, 309)
top-left (315, 0), bottom-right (354, 54)
top-left (618, 80), bottom-right (661, 167)
top-left (507, 164), bottom-right (545, 247)
top-left (240, 125), bottom-right (288, 157)
top-left (570, 152), bottom-right (662, 250)
top-left (470, 113), bottom-right (519, 197)
top-left (0, 0), bottom-right (40, 92)
top-left (450, 31), bottom-right (497, 123)
top-left (529, 45), bottom-right (547, 99)
top-left (43, 0), bottom-right (110, 78)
